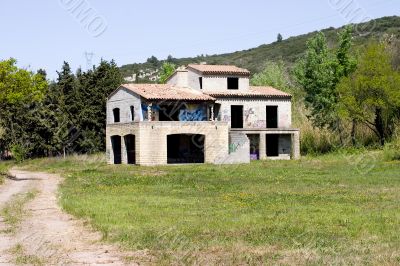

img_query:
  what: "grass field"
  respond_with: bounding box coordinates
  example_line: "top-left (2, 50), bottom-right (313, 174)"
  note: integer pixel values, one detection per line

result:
top-left (20, 151), bottom-right (400, 265)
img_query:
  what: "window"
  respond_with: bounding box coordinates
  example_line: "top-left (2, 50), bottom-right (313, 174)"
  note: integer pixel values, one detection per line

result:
top-left (199, 77), bottom-right (203, 90)
top-left (113, 108), bottom-right (120, 123)
top-left (130, 106), bottom-right (135, 121)
top-left (227, 77), bottom-right (239, 90)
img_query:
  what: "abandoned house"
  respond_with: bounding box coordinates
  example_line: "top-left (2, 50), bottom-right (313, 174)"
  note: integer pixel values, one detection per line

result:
top-left (106, 64), bottom-right (300, 165)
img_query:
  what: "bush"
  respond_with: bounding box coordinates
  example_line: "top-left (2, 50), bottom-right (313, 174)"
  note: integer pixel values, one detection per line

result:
top-left (10, 144), bottom-right (29, 163)
top-left (383, 136), bottom-right (400, 161)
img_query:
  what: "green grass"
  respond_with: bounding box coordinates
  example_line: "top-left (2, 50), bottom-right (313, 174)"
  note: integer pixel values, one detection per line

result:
top-left (1, 191), bottom-right (37, 234)
top-left (20, 152), bottom-right (400, 264)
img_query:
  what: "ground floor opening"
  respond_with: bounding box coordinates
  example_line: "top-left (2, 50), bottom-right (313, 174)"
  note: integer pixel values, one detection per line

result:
top-left (266, 134), bottom-right (279, 157)
top-left (111, 136), bottom-right (122, 164)
top-left (247, 134), bottom-right (260, 160)
top-left (167, 134), bottom-right (205, 164)
top-left (124, 134), bottom-right (136, 164)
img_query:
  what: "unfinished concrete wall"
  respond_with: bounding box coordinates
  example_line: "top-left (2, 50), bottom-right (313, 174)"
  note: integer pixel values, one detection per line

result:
top-left (107, 88), bottom-right (143, 124)
top-left (215, 132), bottom-right (250, 164)
top-left (106, 122), bottom-right (229, 166)
top-left (216, 98), bottom-right (292, 128)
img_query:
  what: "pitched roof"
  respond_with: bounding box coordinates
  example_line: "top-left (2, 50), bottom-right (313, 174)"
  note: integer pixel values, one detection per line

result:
top-left (120, 84), bottom-right (215, 101)
top-left (188, 64), bottom-right (250, 76)
top-left (205, 86), bottom-right (291, 99)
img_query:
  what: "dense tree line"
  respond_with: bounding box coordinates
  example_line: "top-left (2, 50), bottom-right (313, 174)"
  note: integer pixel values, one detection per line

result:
top-left (0, 59), bottom-right (122, 160)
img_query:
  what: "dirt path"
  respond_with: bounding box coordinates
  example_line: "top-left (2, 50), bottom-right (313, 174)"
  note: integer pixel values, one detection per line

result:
top-left (0, 170), bottom-right (143, 266)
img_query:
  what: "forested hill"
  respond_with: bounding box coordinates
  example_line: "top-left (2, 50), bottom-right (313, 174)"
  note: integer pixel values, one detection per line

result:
top-left (120, 16), bottom-right (400, 82)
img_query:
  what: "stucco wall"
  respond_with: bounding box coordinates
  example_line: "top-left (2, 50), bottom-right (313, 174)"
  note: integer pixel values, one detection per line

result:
top-left (107, 88), bottom-right (143, 124)
top-left (187, 70), bottom-right (202, 90)
top-left (216, 98), bottom-right (292, 128)
top-left (184, 69), bottom-right (250, 92)
top-left (202, 75), bottom-right (250, 92)
top-left (167, 70), bottom-right (189, 87)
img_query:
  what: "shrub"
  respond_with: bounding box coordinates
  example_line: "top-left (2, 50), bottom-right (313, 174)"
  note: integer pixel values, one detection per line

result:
top-left (383, 138), bottom-right (400, 161)
top-left (10, 144), bottom-right (29, 163)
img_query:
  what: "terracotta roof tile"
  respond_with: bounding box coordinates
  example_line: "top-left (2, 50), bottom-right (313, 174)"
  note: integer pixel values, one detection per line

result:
top-left (205, 86), bottom-right (291, 98)
top-left (188, 64), bottom-right (250, 76)
top-left (120, 84), bottom-right (215, 101)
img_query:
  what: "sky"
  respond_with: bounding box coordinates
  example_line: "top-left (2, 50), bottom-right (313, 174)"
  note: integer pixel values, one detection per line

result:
top-left (1, 0), bottom-right (399, 80)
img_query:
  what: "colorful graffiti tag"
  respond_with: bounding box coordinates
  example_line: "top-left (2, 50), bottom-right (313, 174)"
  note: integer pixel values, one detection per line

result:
top-left (179, 104), bottom-right (207, 121)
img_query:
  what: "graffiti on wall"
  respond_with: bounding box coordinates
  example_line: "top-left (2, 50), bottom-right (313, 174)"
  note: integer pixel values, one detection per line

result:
top-left (179, 104), bottom-right (207, 121)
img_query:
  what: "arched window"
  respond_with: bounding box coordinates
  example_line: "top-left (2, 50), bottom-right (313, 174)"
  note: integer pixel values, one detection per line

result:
top-left (113, 108), bottom-right (120, 123)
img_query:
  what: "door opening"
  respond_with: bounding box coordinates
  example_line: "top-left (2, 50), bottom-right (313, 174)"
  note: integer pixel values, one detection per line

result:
top-left (231, 105), bottom-right (243, 128)
top-left (111, 136), bottom-right (122, 164)
top-left (124, 135), bottom-right (136, 164)
top-left (266, 106), bottom-right (278, 128)
top-left (266, 134), bottom-right (279, 157)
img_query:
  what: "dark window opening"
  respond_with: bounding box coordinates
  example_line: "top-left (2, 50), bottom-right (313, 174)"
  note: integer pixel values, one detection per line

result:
top-left (111, 136), bottom-right (122, 164)
top-left (266, 134), bottom-right (279, 157)
top-left (130, 106), bottom-right (135, 121)
top-left (266, 106), bottom-right (278, 128)
top-left (231, 105), bottom-right (243, 128)
top-left (167, 134), bottom-right (205, 164)
top-left (113, 108), bottom-right (120, 123)
top-left (227, 77), bottom-right (239, 90)
top-left (124, 134), bottom-right (136, 164)
top-left (199, 77), bottom-right (203, 89)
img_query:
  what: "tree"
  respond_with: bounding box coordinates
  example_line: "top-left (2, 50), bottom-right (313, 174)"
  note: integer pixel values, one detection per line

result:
top-left (0, 58), bottom-right (47, 157)
top-left (251, 60), bottom-right (290, 92)
top-left (159, 62), bottom-right (176, 84)
top-left (294, 27), bottom-right (356, 141)
top-left (0, 58), bottom-right (47, 105)
top-left (294, 32), bottom-right (338, 130)
top-left (277, 33), bottom-right (283, 43)
top-left (337, 42), bottom-right (400, 145)
top-left (147, 56), bottom-right (159, 68)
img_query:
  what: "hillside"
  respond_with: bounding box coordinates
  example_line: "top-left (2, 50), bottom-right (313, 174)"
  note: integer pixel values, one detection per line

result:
top-left (120, 16), bottom-right (400, 83)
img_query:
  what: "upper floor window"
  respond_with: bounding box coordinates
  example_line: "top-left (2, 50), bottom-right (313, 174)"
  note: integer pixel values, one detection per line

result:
top-left (199, 77), bottom-right (203, 90)
top-left (113, 108), bottom-right (120, 123)
top-left (130, 106), bottom-right (135, 121)
top-left (227, 77), bottom-right (239, 90)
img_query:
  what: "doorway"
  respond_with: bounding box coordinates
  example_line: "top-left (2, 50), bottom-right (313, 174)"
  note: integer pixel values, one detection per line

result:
top-left (247, 134), bottom-right (260, 160)
top-left (266, 134), bottom-right (279, 157)
top-left (266, 106), bottom-right (278, 128)
top-left (111, 136), bottom-right (122, 164)
top-left (231, 105), bottom-right (243, 128)
top-left (124, 134), bottom-right (136, 164)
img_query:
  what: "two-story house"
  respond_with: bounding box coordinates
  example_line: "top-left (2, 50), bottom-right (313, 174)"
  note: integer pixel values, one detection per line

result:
top-left (106, 64), bottom-right (300, 165)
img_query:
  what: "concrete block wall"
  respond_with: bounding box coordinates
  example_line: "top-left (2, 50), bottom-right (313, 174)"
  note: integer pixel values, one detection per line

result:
top-left (106, 122), bottom-right (230, 166)
top-left (216, 98), bottom-right (292, 128)
top-left (215, 132), bottom-right (250, 164)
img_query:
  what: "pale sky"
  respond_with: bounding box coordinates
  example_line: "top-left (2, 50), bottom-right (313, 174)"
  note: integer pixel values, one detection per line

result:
top-left (1, 0), bottom-right (399, 79)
